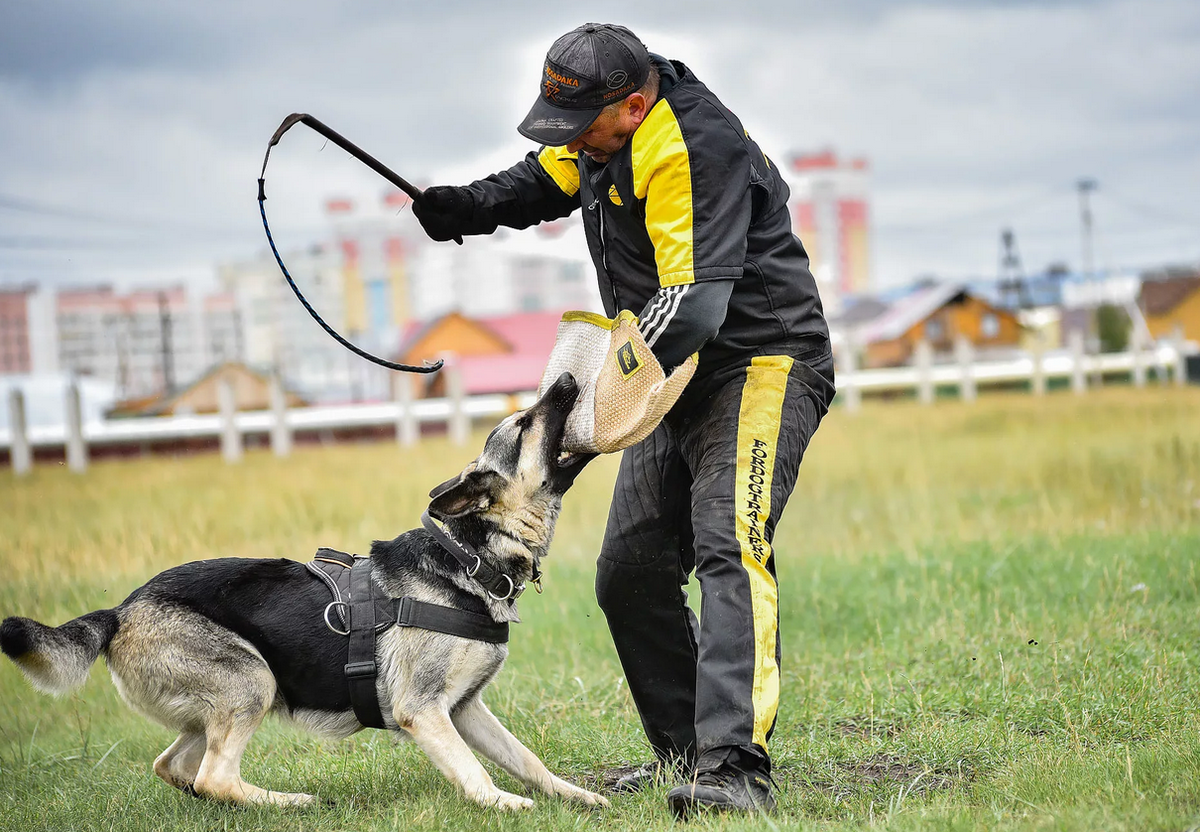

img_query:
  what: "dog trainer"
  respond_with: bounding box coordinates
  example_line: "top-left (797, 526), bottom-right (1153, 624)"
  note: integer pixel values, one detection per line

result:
top-left (412, 23), bottom-right (835, 816)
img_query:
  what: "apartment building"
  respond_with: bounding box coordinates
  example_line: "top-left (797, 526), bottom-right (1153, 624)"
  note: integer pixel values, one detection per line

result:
top-left (782, 150), bottom-right (873, 315)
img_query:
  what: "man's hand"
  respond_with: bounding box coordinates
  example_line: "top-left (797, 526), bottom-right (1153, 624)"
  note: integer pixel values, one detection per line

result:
top-left (413, 186), bottom-right (473, 243)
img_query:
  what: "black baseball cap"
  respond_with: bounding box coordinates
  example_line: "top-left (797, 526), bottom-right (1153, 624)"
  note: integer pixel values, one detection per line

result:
top-left (517, 23), bottom-right (651, 146)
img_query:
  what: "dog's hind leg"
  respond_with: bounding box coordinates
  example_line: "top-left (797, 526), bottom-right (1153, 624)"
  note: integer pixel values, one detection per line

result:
top-left (401, 705), bottom-right (534, 811)
top-left (109, 602), bottom-right (312, 807)
top-left (451, 697), bottom-right (608, 807)
top-left (153, 731), bottom-right (205, 794)
top-left (192, 705), bottom-right (315, 807)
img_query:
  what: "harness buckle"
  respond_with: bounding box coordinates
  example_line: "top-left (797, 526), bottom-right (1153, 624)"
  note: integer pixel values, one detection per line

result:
top-left (466, 554), bottom-right (483, 577)
top-left (487, 573), bottom-right (519, 602)
top-left (323, 601), bottom-right (351, 636)
top-left (344, 661), bottom-right (377, 679)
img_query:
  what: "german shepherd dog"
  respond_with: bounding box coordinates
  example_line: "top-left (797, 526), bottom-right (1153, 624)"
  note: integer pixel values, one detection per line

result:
top-left (1, 373), bottom-right (607, 812)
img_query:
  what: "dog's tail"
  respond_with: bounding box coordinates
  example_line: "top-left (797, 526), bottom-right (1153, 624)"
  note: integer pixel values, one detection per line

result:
top-left (0, 609), bottom-right (120, 696)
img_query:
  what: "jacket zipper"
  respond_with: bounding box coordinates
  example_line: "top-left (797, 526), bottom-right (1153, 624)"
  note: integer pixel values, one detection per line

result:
top-left (589, 198), bottom-right (607, 273)
top-left (589, 196), bottom-right (618, 311)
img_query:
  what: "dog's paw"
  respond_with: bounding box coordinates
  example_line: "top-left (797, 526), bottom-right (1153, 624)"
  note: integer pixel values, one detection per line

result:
top-left (566, 786), bottom-right (609, 808)
top-left (261, 789), bottom-right (318, 808)
top-left (551, 777), bottom-right (610, 808)
top-left (581, 790), bottom-right (609, 808)
top-left (487, 790), bottom-right (535, 812)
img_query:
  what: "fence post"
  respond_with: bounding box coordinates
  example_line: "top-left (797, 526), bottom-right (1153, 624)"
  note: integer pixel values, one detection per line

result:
top-left (9, 388), bottom-right (31, 476)
top-left (915, 339), bottom-right (934, 405)
top-left (445, 360), bottom-right (468, 446)
top-left (394, 373), bottom-right (419, 446)
top-left (269, 370), bottom-right (291, 458)
top-left (1069, 329), bottom-right (1087, 395)
top-left (955, 335), bottom-right (976, 403)
top-left (65, 378), bottom-right (88, 473)
top-left (1131, 327), bottom-right (1146, 388)
top-left (1173, 326), bottom-right (1186, 387)
top-left (218, 377), bottom-right (242, 463)
top-left (1031, 333), bottom-right (1047, 397)
top-left (839, 341), bottom-right (861, 414)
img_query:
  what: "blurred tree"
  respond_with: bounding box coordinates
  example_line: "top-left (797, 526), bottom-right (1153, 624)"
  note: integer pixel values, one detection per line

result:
top-left (1096, 304), bottom-right (1130, 353)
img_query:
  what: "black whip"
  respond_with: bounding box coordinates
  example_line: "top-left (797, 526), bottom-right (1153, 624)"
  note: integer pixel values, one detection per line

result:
top-left (258, 113), bottom-right (444, 375)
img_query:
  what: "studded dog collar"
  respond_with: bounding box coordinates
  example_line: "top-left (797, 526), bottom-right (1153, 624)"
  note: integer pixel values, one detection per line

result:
top-left (420, 511), bottom-right (539, 603)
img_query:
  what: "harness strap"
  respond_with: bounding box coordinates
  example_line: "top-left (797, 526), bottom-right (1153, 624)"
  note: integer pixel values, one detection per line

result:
top-left (394, 596), bottom-right (509, 644)
top-left (346, 559), bottom-right (386, 729)
top-left (308, 549), bottom-right (511, 730)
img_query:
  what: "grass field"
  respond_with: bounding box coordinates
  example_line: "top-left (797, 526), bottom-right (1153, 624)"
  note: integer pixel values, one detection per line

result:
top-left (2, 387), bottom-right (1199, 831)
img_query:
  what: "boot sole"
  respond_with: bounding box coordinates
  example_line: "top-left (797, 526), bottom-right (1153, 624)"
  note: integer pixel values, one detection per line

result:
top-left (668, 789), bottom-right (776, 818)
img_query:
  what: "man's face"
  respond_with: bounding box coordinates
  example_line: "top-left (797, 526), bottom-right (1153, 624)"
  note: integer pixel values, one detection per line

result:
top-left (565, 96), bottom-right (646, 163)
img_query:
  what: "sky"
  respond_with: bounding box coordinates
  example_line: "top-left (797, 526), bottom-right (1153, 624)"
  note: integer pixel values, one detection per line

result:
top-left (1, 0), bottom-right (1198, 295)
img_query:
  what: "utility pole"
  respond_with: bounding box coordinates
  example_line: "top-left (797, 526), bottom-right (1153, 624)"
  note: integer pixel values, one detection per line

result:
top-left (1076, 178), bottom-right (1098, 278)
top-left (157, 290), bottom-right (175, 393)
top-left (998, 227), bottom-right (1026, 308)
top-left (1076, 178), bottom-right (1100, 375)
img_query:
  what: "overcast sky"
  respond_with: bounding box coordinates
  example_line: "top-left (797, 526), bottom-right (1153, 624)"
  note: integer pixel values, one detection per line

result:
top-left (1, 0), bottom-right (1198, 295)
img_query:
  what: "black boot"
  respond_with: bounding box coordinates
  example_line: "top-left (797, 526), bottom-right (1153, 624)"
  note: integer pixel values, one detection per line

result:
top-left (667, 748), bottom-right (776, 817)
top-left (612, 757), bottom-right (693, 794)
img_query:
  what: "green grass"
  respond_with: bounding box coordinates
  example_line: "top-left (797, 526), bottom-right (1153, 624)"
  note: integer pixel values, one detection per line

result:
top-left (2, 387), bottom-right (1199, 831)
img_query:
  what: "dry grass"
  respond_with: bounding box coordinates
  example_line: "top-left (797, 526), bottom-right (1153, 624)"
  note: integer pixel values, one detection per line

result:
top-left (1, 386), bottom-right (1198, 831)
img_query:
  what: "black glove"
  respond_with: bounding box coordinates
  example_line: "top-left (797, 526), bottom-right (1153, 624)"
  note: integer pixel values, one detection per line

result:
top-left (413, 185), bottom-right (473, 243)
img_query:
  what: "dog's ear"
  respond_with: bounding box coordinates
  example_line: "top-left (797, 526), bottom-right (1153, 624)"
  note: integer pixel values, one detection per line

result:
top-left (428, 462), bottom-right (477, 500)
top-left (428, 473), bottom-right (462, 501)
top-left (428, 469), bottom-right (506, 518)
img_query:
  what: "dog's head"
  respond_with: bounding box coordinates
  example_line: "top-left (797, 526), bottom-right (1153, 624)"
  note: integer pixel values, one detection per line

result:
top-left (426, 372), bottom-right (590, 552)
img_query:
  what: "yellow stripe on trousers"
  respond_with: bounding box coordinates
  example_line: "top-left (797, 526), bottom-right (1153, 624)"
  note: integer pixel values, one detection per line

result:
top-left (734, 354), bottom-right (794, 751)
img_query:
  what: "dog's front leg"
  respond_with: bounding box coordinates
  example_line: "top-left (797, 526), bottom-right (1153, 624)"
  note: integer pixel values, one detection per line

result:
top-left (401, 706), bottom-right (534, 811)
top-left (452, 697), bottom-right (608, 808)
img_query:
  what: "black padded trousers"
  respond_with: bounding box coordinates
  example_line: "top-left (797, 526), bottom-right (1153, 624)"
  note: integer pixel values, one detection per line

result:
top-left (596, 346), bottom-right (834, 767)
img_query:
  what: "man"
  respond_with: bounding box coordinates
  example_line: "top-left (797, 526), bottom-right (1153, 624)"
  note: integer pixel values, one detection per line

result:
top-left (412, 23), bottom-right (835, 817)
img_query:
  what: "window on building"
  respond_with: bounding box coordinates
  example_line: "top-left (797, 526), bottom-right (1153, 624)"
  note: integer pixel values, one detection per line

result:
top-left (925, 318), bottom-right (944, 340)
top-left (981, 313), bottom-right (1000, 339)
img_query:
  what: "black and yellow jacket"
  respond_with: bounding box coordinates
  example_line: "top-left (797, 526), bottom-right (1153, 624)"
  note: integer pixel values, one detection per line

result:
top-left (453, 57), bottom-right (829, 376)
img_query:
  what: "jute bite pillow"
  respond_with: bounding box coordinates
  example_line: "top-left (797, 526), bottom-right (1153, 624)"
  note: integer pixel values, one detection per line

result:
top-left (538, 310), bottom-right (698, 454)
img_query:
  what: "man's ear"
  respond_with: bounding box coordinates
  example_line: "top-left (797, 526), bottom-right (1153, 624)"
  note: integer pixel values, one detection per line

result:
top-left (428, 470), bottom-right (506, 518)
top-left (625, 92), bottom-right (652, 126)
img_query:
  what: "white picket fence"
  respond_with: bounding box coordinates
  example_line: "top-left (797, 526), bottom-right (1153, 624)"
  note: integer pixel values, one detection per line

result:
top-left (835, 333), bottom-right (1191, 412)
top-left (2, 338), bottom-right (1193, 475)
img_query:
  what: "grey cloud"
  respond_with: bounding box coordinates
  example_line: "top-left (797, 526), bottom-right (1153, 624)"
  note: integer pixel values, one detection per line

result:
top-left (0, 0), bottom-right (1197, 291)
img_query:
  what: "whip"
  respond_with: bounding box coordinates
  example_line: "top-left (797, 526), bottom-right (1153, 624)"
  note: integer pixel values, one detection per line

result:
top-left (258, 113), bottom-right (445, 375)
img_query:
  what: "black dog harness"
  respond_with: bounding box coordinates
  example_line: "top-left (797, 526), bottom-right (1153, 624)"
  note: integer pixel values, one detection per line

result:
top-left (306, 546), bottom-right (510, 729)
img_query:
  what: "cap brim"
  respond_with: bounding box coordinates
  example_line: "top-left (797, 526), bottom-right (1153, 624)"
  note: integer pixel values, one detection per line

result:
top-left (517, 96), bottom-right (602, 146)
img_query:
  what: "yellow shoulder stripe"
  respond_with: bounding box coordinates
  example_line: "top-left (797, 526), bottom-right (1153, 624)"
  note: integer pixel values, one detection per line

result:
top-left (537, 146), bottom-right (580, 196)
top-left (631, 100), bottom-right (695, 287)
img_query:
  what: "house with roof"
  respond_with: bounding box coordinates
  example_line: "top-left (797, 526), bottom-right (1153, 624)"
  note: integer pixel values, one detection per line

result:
top-left (107, 362), bottom-right (307, 417)
top-left (394, 310), bottom-right (565, 398)
top-left (1139, 271), bottom-right (1200, 343)
top-left (847, 281), bottom-right (1022, 368)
